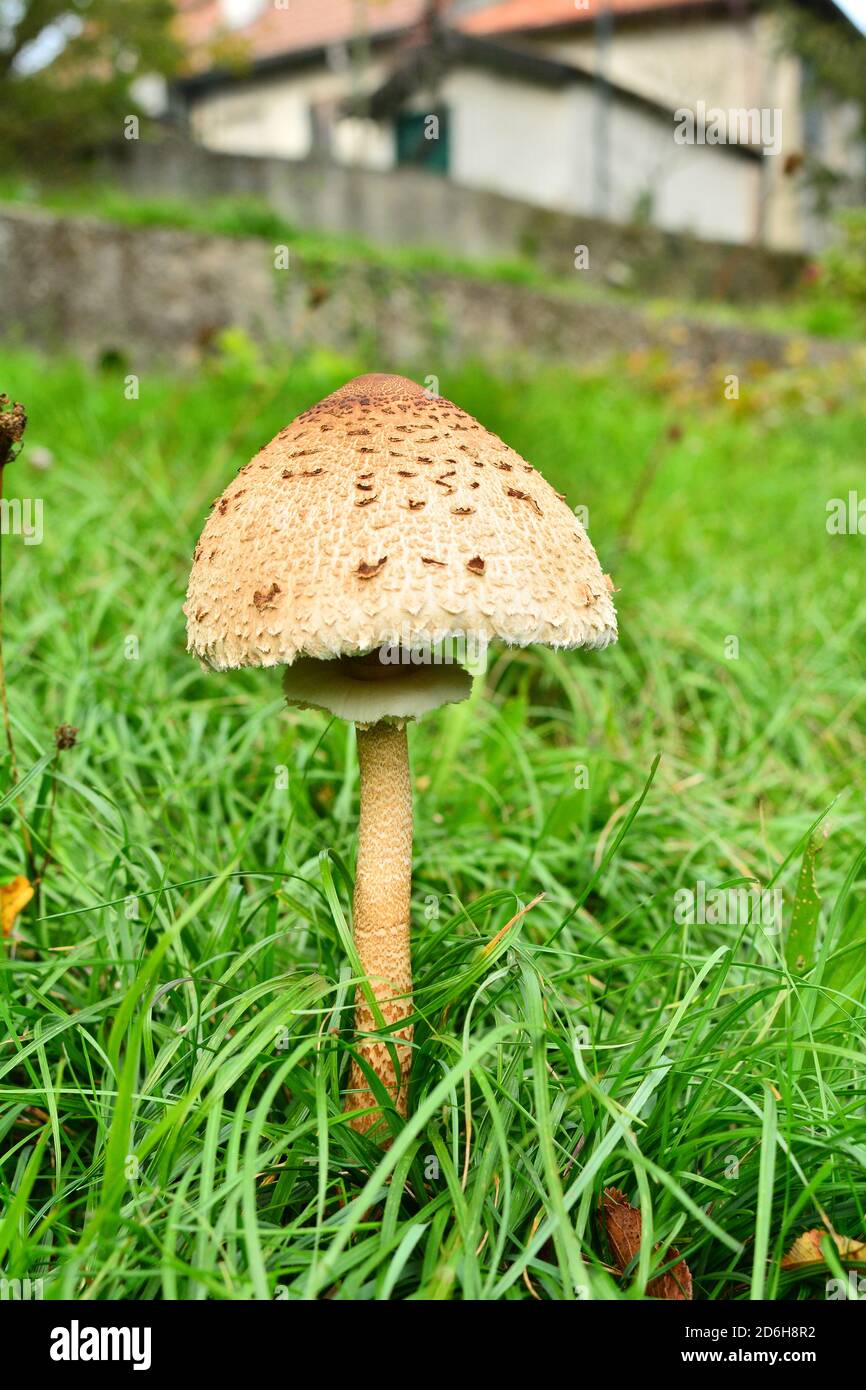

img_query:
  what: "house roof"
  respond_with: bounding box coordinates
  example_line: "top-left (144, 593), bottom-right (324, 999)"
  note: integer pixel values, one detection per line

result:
top-left (175, 0), bottom-right (719, 72)
top-left (176, 0), bottom-right (435, 69)
top-left (455, 0), bottom-right (719, 34)
top-left (175, 0), bottom-right (862, 83)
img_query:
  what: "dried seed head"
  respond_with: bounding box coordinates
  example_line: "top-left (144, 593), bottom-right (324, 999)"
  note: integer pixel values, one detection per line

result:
top-left (0, 395), bottom-right (27, 470)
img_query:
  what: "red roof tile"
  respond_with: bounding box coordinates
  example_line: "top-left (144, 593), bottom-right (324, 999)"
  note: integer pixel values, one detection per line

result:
top-left (456, 0), bottom-right (716, 34)
top-left (176, 0), bottom-right (438, 67)
top-left (175, 0), bottom-right (717, 73)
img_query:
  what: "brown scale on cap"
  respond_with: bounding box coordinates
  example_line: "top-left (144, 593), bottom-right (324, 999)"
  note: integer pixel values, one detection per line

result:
top-left (184, 372), bottom-right (617, 670)
top-left (253, 582), bottom-right (281, 612)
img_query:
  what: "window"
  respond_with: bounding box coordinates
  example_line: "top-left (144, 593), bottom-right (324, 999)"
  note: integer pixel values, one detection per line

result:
top-left (395, 109), bottom-right (450, 174)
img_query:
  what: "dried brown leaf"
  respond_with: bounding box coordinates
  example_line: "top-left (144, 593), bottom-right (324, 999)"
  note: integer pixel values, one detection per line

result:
top-left (781, 1229), bottom-right (866, 1270)
top-left (1, 876), bottom-right (34, 937)
top-left (600, 1186), bottom-right (693, 1300)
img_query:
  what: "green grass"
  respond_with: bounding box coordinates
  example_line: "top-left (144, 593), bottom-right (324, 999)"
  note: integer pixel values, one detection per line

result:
top-left (2, 177), bottom-right (864, 340)
top-left (1, 344), bottom-right (865, 1300)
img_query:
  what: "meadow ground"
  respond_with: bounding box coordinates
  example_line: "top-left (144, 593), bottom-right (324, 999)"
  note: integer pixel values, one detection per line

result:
top-left (1, 343), bottom-right (865, 1300)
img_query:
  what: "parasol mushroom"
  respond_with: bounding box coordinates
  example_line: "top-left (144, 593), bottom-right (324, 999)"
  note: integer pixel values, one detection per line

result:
top-left (185, 373), bottom-right (617, 1137)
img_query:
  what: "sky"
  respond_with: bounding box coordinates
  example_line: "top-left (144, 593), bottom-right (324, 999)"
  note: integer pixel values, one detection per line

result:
top-left (835, 0), bottom-right (866, 30)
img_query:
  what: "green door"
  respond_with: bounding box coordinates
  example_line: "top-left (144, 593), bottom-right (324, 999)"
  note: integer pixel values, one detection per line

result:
top-left (395, 109), bottom-right (450, 174)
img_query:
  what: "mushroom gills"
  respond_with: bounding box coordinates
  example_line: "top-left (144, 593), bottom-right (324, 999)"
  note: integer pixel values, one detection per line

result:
top-left (282, 650), bottom-right (472, 724)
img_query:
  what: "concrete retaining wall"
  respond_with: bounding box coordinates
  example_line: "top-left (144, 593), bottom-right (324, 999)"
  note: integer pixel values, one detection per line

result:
top-left (109, 137), bottom-right (808, 305)
top-left (0, 205), bottom-right (847, 376)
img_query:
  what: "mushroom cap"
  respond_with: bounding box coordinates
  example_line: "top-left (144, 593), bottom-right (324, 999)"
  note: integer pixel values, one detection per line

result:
top-left (184, 373), bottom-right (617, 670)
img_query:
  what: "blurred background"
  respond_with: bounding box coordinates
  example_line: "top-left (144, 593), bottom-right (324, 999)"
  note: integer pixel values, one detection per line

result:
top-left (1, 1), bottom-right (866, 1302)
top-left (1, 0), bottom-right (866, 356)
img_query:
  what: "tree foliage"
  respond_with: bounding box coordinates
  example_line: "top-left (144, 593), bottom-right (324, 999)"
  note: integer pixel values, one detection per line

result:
top-left (0, 0), bottom-right (179, 168)
top-left (773, 0), bottom-right (866, 122)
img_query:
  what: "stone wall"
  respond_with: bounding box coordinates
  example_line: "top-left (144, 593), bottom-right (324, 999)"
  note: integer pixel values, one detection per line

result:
top-left (109, 136), bottom-right (808, 304)
top-left (0, 206), bottom-right (847, 376)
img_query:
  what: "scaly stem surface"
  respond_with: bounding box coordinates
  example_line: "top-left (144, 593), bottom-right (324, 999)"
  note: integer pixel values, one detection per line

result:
top-left (345, 721), bottom-right (413, 1135)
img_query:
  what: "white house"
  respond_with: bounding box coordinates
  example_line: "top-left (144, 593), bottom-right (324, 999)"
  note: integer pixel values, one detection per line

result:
top-left (173, 0), bottom-right (866, 250)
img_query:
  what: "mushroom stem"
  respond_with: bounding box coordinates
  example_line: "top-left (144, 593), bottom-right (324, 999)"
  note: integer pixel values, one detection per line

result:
top-left (346, 721), bottom-right (414, 1135)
